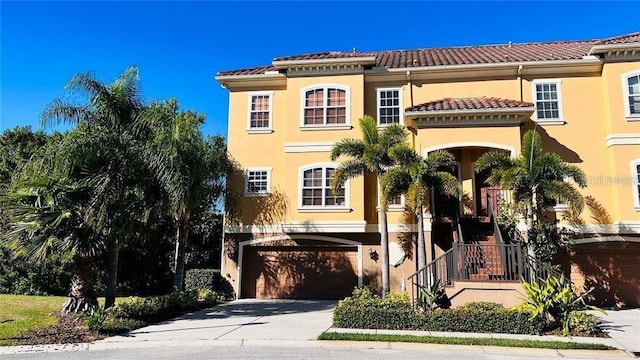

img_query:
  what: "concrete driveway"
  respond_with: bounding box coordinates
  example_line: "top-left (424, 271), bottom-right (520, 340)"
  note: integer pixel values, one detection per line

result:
top-left (97, 299), bottom-right (336, 345)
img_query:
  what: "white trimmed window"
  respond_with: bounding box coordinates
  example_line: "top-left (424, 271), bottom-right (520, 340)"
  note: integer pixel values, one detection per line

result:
top-left (388, 194), bottom-right (405, 210)
top-left (632, 159), bottom-right (640, 211)
top-left (377, 87), bottom-right (403, 125)
top-left (299, 165), bottom-right (347, 208)
top-left (532, 79), bottom-right (563, 124)
top-left (623, 71), bottom-right (640, 120)
top-left (247, 92), bottom-right (273, 132)
top-left (245, 168), bottom-right (272, 195)
top-left (301, 85), bottom-right (350, 127)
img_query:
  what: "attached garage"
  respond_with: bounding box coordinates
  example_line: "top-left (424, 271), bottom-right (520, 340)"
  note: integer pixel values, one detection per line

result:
top-left (557, 240), bottom-right (640, 307)
top-left (240, 244), bottom-right (360, 299)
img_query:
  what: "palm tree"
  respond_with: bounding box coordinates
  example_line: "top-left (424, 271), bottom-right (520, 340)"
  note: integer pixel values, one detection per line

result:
top-left (330, 115), bottom-right (407, 296)
top-left (475, 130), bottom-right (587, 259)
top-left (138, 99), bottom-right (229, 291)
top-left (41, 66), bottom-right (146, 308)
top-left (381, 147), bottom-right (460, 286)
top-left (2, 176), bottom-right (102, 313)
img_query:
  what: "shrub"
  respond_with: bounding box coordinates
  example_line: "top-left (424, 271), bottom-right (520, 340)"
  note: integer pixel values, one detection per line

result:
top-left (568, 311), bottom-right (601, 336)
top-left (515, 276), bottom-right (604, 335)
top-left (110, 289), bottom-right (221, 323)
top-left (185, 268), bottom-right (235, 300)
top-left (95, 317), bottom-right (146, 334)
top-left (333, 288), bottom-right (544, 335)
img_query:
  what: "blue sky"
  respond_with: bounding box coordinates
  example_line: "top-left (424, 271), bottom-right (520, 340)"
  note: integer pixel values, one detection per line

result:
top-left (1, 1), bottom-right (638, 137)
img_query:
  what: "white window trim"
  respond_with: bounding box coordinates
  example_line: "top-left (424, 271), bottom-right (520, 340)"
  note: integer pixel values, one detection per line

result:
top-left (299, 84), bottom-right (351, 129)
top-left (244, 167), bottom-right (272, 196)
top-left (376, 87), bottom-right (404, 127)
top-left (631, 158), bottom-right (640, 211)
top-left (531, 79), bottom-right (565, 125)
top-left (297, 162), bottom-right (351, 211)
top-left (544, 175), bottom-right (569, 212)
top-left (622, 70), bottom-right (640, 121)
top-left (247, 91), bottom-right (274, 133)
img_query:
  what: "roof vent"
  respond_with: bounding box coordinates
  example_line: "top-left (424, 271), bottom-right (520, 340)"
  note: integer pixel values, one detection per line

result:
top-left (508, 41), bottom-right (512, 48)
top-left (352, 47), bottom-right (357, 53)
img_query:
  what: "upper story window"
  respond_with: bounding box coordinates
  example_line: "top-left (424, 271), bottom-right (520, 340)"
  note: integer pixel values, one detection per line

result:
top-left (299, 164), bottom-right (347, 209)
top-left (245, 167), bottom-right (272, 195)
top-left (632, 159), bottom-right (640, 211)
top-left (532, 79), bottom-right (564, 124)
top-left (301, 85), bottom-right (350, 128)
top-left (377, 87), bottom-right (403, 126)
top-left (623, 71), bottom-right (640, 120)
top-left (247, 92), bottom-right (273, 132)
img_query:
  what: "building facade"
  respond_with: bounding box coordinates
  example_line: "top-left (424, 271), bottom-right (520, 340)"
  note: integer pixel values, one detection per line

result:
top-left (216, 32), bottom-right (640, 306)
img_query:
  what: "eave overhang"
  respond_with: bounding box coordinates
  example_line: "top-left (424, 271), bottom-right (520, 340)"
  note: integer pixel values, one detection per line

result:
top-left (215, 73), bottom-right (286, 90)
top-left (364, 58), bottom-right (604, 82)
top-left (405, 107), bottom-right (535, 128)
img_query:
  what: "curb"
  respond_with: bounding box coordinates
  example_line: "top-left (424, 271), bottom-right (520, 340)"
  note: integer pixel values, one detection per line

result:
top-left (0, 338), bottom-right (637, 358)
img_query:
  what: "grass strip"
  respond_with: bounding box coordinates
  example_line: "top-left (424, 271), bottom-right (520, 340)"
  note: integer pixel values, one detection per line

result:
top-left (0, 294), bottom-right (66, 346)
top-left (318, 332), bottom-right (612, 350)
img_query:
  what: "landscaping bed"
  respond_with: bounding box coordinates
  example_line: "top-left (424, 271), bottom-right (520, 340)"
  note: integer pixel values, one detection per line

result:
top-left (332, 286), bottom-right (605, 337)
top-left (1, 289), bottom-right (226, 346)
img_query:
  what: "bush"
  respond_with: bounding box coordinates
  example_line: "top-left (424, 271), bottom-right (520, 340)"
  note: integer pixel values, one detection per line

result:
top-left (185, 269), bottom-right (235, 300)
top-left (95, 317), bottom-right (146, 334)
top-left (110, 289), bottom-right (222, 323)
top-left (515, 276), bottom-right (603, 335)
top-left (568, 311), bottom-right (601, 336)
top-left (333, 288), bottom-right (544, 335)
top-left (185, 269), bottom-right (220, 292)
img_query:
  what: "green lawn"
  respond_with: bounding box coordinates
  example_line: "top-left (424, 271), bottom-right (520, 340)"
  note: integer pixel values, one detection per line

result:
top-left (0, 294), bottom-right (66, 346)
top-left (318, 332), bottom-right (612, 350)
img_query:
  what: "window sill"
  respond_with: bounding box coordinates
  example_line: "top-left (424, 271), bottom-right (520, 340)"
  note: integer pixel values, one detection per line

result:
top-left (634, 206), bottom-right (640, 212)
top-left (246, 129), bottom-right (273, 134)
top-left (245, 192), bottom-right (269, 197)
top-left (546, 205), bottom-right (569, 212)
top-left (300, 125), bottom-right (352, 131)
top-left (625, 116), bottom-right (640, 122)
top-left (297, 207), bottom-right (352, 213)
top-left (377, 123), bottom-right (403, 129)
top-left (534, 119), bottom-right (565, 126)
top-left (387, 206), bottom-right (406, 212)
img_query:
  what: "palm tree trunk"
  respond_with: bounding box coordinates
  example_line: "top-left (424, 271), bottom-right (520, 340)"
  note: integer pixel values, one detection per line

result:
top-left (104, 241), bottom-right (119, 309)
top-left (173, 214), bottom-right (190, 292)
top-left (379, 208), bottom-right (390, 297)
top-left (62, 255), bottom-right (98, 313)
top-left (416, 205), bottom-right (426, 287)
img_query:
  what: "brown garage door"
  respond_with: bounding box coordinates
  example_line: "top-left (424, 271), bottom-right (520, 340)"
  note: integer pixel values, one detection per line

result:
top-left (241, 245), bottom-right (358, 299)
top-left (557, 243), bottom-right (640, 307)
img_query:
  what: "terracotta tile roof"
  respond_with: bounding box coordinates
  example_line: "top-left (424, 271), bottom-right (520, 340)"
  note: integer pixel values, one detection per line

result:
top-left (273, 51), bottom-right (377, 61)
top-left (216, 32), bottom-right (639, 76)
top-left (405, 97), bottom-right (534, 112)
top-left (596, 31), bottom-right (640, 45)
top-left (217, 65), bottom-right (277, 77)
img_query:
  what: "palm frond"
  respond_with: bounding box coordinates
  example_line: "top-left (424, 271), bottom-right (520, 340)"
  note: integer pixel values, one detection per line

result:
top-left (331, 159), bottom-right (367, 192)
top-left (388, 144), bottom-right (419, 166)
top-left (330, 138), bottom-right (365, 161)
top-left (358, 115), bottom-right (379, 146)
top-left (540, 180), bottom-right (584, 215)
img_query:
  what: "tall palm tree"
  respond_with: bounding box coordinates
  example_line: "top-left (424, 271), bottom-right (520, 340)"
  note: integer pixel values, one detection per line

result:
top-left (330, 115), bottom-right (407, 296)
top-left (41, 66), bottom-right (146, 308)
top-left (138, 99), bottom-right (229, 291)
top-left (475, 130), bottom-right (587, 259)
top-left (381, 147), bottom-right (460, 286)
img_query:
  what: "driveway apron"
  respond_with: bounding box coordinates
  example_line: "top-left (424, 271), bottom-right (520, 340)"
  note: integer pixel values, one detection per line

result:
top-left (97, 299), bottom-right (336, 344)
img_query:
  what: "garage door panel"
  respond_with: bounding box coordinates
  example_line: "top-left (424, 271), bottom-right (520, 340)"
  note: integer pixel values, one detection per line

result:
top-left (241, 246), bottom-right (358, 299)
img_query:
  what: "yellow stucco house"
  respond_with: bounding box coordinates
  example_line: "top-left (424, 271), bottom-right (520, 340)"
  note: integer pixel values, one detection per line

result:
top-left (216, 32), bottom-right (640, 307)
